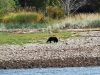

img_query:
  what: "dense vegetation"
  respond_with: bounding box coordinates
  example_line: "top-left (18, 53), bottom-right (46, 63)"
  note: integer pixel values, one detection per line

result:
top-left (0, 0), bottom-right (100, 30)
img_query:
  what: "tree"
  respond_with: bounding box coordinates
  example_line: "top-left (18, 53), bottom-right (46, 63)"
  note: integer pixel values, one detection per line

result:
top-left (88, 0), bottom-right (100, 12)
top-left (32, 0), bottom-right (59, 19)
top-left (0, 0), bottom-right (16, 17)
top-left (16, 0), bottom-right (59, 19)
top-left (60, 0), bottom-right (87, 16)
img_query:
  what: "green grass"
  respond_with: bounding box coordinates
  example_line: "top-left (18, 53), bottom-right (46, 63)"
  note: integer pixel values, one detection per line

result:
top-left (0, 31), bottom-right (73, 45)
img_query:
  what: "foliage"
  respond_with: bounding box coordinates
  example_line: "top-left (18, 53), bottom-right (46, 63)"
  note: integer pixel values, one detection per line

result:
top-left (46, 6), bottom-right (64, 19)
top-left (60, 0), bottom-right (87, 16)
top-left (1, 13), bottom-right (100, 29)
top-left (17, 0), bottom-right (59, 9)
top-left (2, 12), bottom-right (42, 23)
top-left (88, 0), bottom-right (100, 12)
top-left (0, 0), bottom-right (16, 17)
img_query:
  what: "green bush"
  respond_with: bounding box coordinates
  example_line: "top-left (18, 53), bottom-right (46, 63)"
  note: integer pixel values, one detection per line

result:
top-left (46, 6), bottom-right (64, 19)
top-left (2, 12), bottom-right (42, 23)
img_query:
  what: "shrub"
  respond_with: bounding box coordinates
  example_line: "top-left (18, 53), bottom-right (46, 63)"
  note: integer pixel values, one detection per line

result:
top-left (2, 12), bottom-right (42, 23)
top-left (46, 6), bottom-right (64, 19)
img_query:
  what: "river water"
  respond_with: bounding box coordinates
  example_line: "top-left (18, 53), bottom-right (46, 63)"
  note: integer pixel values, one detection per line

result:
top-left (0, 66), bottom-right (100, 75)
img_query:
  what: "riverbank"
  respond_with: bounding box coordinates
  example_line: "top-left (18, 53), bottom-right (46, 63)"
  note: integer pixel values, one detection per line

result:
top-left (0, 31), bottom-right (100, 69)
top-left (0, 57), bottom-right (100, 69)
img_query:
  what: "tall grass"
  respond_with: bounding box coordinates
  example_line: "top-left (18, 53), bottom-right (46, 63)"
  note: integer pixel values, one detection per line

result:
top-left (48, 13), bottom-right (100, 29)
top-left (0, 13), bottom-right (100, 30)
top-left (63, 13), bottom-right (100, 28)
top-left (0, 16), bottom-right (60, 29)
top-left (36, 13), bottom-right (100, 30)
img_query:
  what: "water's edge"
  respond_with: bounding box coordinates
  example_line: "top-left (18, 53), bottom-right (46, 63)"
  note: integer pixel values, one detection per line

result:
top-left (0, 57), bottom-right (100, 69)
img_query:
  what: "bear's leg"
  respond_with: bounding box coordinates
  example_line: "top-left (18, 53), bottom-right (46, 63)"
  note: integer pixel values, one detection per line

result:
top-left (54, 40), bottom-right (56, 43)
top-left (50, 41), bottom-right (51, 43)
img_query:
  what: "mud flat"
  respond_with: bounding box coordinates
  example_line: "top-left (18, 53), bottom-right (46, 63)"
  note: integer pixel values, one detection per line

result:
top-left (0, 31), bottom-right (100, 69)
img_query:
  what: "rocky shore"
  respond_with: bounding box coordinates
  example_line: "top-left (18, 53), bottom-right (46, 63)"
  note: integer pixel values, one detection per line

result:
top-left (0, 31), bottom-right (100, 69)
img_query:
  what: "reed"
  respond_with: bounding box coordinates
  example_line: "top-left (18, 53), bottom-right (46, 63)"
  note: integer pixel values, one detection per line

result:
top-left (42, 13), bottom-right (100, 30)
top-left (62, 13), bottom-right (100, 28)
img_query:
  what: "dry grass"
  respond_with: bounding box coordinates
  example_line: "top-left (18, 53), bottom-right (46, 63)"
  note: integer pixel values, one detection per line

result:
top-left (58, 13), bottom-right (100, 28)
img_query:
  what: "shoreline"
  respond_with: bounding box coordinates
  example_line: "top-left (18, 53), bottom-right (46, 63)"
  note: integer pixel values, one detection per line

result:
top-left (0, 57), bottom-right (100, 69)
top-left (0, 43), bottom-right (100, 69)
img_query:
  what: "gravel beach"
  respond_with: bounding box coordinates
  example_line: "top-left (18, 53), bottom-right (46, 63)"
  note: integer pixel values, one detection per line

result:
top-left (0, 31), bottom-right (100, 69)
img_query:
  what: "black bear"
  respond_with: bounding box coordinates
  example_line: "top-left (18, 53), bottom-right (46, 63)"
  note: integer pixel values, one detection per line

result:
top-left (47, 36), bottom-right (58, 43)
